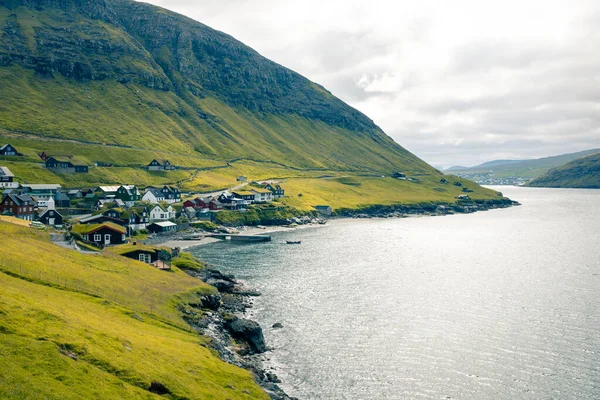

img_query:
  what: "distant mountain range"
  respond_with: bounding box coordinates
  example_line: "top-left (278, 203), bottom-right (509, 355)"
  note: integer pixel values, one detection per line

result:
top-left (527, 152), bottom-right (600, 188)
top-left (445, 149), bottom-right (600, 185)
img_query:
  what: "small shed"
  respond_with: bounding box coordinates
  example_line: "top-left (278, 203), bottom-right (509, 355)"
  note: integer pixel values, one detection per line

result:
top-left (108, 242), bottom-right (170, 265)
top-left (147, 221), bottom-right (177, 234)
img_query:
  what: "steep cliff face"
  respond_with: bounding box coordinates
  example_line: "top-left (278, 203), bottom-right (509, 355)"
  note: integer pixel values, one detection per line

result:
top-left (0, 0), bottom-right (435, 173)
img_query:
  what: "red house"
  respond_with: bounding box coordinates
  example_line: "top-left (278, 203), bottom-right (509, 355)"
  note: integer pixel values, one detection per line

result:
top-left (184, 197), bottom-right (214, 210)
top-left (0, 194), bottom-right (36, 221)
top-left (183, 199), bottom-right (200, 209)
top-left (208, 199), bottom-right (223, 210)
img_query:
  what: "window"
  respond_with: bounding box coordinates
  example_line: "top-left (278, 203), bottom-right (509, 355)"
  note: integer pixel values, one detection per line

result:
top-left (94, 234), bottom-right (101, 242)
top-left (83, 235), bottom-right (89, 241)
top-left (138, 253), bottom-right (152, 264)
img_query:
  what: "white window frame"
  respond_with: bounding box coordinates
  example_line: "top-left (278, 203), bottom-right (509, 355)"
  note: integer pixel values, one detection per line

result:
top-left (94, 234), bottom-right (101, 242)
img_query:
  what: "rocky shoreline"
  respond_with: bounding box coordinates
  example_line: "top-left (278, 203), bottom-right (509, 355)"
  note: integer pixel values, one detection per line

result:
top-left (181, 267), bottom-right (296, 400)
top-left (336, 197), bottom-right (520, 219)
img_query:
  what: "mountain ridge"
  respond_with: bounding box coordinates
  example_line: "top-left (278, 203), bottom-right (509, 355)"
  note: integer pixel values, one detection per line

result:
top-left (527, 152), bottom-right (600, 188)
top-left (0, 0), bottom-right (434, 174)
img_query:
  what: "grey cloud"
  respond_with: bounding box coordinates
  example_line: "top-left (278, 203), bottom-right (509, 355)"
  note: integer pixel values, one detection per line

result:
top-left (143, 0), bottom-right (600, 166)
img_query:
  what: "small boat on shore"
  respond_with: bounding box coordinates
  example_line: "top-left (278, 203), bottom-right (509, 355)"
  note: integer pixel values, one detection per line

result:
top-left (286, 240), bottom-right (301, 244)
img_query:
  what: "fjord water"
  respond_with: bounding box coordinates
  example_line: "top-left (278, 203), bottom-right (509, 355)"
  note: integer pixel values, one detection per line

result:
top-left (192, 187), bottom-right (600, 399)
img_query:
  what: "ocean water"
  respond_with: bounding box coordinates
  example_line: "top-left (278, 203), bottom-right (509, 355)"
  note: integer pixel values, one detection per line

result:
top-left (191, 187), bottom-right (600, 399)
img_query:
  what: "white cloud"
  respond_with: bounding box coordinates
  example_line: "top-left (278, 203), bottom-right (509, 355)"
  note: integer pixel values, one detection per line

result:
top-left (142, 0), bottom-right (600, 167)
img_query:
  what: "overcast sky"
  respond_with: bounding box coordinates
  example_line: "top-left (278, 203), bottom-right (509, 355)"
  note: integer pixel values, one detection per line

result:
top-left (144, 0), bottom-right (600, 167)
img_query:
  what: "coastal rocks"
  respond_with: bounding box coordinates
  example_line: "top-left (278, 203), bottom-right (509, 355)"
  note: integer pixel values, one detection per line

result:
top-left (200, 294), bottom-right (221, 310)
top-left (338, 198), bottom-right (520, 219)
top-left (183, 266), bottom-right (296, 399)
top-left (272, 322), bottom-right (283, 329)
top-left (224, 316), bottom-right (267, 354)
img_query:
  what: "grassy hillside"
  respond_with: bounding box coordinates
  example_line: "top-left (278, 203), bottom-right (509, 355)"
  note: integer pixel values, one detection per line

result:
top-left (0, 2), bottom-right (433, 175)
top-left (526, 153), bottom-right (600, 188)
top-left (0, 221), bottom-right (268, 399)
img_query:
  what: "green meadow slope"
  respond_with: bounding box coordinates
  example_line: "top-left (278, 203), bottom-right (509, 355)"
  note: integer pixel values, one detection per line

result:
top-left (527, 153), bottom-right (600, 188)
top-left (0, 0), bottom-right (432, 174)
top-left (0, 221), bottom-right (268, 399)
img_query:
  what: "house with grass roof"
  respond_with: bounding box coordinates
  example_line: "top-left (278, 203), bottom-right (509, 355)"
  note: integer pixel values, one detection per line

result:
top-left (71, 222), bottom-right (127, 247)
top-left (107, 242), bottom-right (171, 265)
top-left (147, 159), bottom-right (175, 171)
top-left (45, 156), bottom-right (88, 173)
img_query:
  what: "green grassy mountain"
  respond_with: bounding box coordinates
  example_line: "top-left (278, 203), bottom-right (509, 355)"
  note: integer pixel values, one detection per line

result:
top-left (0, 0), bottom-right (507, 209)
top-left (0, 0), bottom-right (432, 174)
top-left (526, 152), bottom-right (600, 188)
top-left (446, 149), bottom-right (600, 180)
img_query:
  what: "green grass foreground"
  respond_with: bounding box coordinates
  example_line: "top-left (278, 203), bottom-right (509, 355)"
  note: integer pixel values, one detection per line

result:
top-left (0, 222), bottom-right (268, 400)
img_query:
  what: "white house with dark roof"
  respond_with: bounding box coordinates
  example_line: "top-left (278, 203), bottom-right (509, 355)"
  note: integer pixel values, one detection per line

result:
top-left (142, 187), bottom-right (166, 204)
top-left (149, 204), bottom-right (175, 222)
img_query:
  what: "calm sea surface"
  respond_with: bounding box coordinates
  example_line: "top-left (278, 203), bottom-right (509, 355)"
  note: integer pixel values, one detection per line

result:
top-left (191, 187), bottom-right (600, 399)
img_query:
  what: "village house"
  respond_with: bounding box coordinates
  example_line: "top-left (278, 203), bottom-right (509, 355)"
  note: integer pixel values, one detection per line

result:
top-left (184, 197), bottom-right (215, 210)
top-left (142, 186), bottom-right (180, 204)
top-left (79, 213), bottom-right (125, 226)
top-left (236, 176), bottom-right (248, 182)
top-left (123, 208), bottom-right (148, 232)
top-left (109, 242), bottom-right (170, 265)
top-left (72, 222), bottom-right (127, 247)
top-left (147, 221), bottom-right (177, 234)
top-left (147, 159), bottom-right (175, 171)
top-left (232, 191), bottom-right (256, 203)
top-left (184, 206), bottom-right (198, 220)
top-left (264, 183), bottom-right (285, 198)
top-left (115, 185), bottom-right (140, 207)
top-left (67, 189), bottom-right (84, 199)
top-left (0, 144), bottom-right (22, 156)
top-left (183, 198), bottom-right (200, 209)
top-left (0, 166), bottom-right (18, 189)
top-left (54, 191), bottom-right (71, 208)
top-left (0, 194), bottom-right (36, 220)
top-left (159, 186), bottom-right (181, 203)
top-left (81, 207), bottom-right (148, 233)
top-left (95, 198), bottom-right (126, 210)
top-left (208, 199), bottom-right (223, 211)
top-left (251, 188), bottom-right (274, 203)
top-left (37, 197), bottom-right (63, 227)
top-left (45, 157), bottom-right (88, 173)
top-left (142, 187), bottom-right (165, 203)
top-left (96, 185), bottom-right (140, 207)
top-left (219, 193), bottom-right (250, 210)
top-left (149, 204), bottom-right (175, 222)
